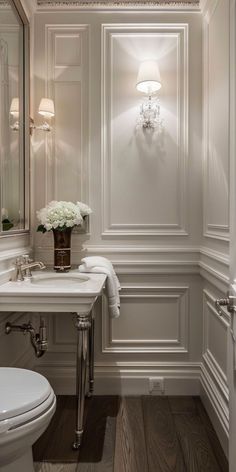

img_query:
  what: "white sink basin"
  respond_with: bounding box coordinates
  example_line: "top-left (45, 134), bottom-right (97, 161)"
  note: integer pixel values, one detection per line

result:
top-left (0, 270), bottom-right (107, 314)
top-left (31, 273), bottom-right (89, 287)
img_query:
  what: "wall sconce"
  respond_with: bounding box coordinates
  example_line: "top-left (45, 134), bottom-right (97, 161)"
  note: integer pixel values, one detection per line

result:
top-left (30, 98), bottom-right (55, 133)
top-left (10, 98), bottom-right (19, 131)
top-left (10, 97), bottom-right (55, 134)
top-left (136, 60), bottom-right (163, 131)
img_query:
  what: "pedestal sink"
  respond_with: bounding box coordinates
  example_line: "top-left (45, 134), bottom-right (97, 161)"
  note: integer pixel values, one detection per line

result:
top-left (0, 269), bottom-right (107, 448)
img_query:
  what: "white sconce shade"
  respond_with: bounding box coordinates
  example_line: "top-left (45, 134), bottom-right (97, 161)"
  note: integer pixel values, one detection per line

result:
top-left (10, 97), bottom-right (19, 117)
top-left (38, 98), bottom-right (55, 118)
top-left (136, 60), bottom-right (162, 94)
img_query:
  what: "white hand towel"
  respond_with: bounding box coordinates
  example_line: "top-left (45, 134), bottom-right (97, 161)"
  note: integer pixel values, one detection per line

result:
top-left (80, 256), bottom-right (121, 292)
top-left (78, 257), bottom-right (121, 318)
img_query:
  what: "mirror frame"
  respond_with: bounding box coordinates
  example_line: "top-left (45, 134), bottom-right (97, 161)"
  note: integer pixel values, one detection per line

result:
top-left (0, 0), bottom-right (30, 237)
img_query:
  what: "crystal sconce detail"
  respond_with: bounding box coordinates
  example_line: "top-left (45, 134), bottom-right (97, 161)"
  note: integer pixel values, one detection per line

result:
top-left (136, 60), bottom-right (163, 131)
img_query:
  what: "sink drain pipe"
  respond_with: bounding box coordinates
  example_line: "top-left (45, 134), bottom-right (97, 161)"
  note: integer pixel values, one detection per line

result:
top-left (5, 318), bottom-right (48, 357)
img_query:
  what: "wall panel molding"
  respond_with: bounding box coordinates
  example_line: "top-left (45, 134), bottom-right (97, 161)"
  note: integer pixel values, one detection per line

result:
top-left (201, 287), bottom-right (229, 452)
top-left (43, 24), bottom-right (89, 206)
top-left (102, 285), bottom-right (189, 353)
top-left (202, 289), bottom-right (229, 413)
top-left (201, 362), bottom-right (229, 441)
top-left (199, 247), bottom-right (230, 289)
top-left (203, 288), bottom-right (230, 325)
top-left (203, 349), bottom-right (228, 400)
top-left (35, 245), bottom-right (230, 279)
top-left (203, 0), bottom-right (230, 241)
top-left (101, 23), bottom-right (189, 237)
top-left (0, 311), bottom-right (34, 369)
top-left (0, 242), bottom-right (31, 284)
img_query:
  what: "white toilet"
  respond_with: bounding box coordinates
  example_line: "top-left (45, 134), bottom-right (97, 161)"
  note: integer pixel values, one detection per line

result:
top-left (0, 367), bottom-right (56, 472)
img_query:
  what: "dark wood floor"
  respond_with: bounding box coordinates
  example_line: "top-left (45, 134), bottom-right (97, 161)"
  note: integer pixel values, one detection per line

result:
top-left (33, 395), bottom-right (228, 472)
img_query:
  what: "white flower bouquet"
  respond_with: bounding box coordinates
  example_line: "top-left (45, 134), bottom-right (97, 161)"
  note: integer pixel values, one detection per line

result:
top-left (37, 200), bottom-right (92, 233)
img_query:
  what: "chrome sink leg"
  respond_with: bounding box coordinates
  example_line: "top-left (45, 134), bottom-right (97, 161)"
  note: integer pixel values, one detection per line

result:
top-left (88, 310), bottom-right (95, 397)
top-left (72, 312), bottom-right (91, 450)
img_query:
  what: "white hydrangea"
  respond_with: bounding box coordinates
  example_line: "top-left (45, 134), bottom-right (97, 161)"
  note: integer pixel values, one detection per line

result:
top-left (37, 200), bottom-right (91, 232)
top-left (1, 208), bottom-right (8, 219)
top-left (76, 201), bottom-right (92, 217)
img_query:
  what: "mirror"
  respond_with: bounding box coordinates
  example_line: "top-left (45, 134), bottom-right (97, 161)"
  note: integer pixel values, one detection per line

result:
top-left (0, 0), bottom-right (29, 234)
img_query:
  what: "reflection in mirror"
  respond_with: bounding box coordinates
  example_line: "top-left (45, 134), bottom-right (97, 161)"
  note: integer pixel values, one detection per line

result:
top-left (0, 0), bottom-right (25, 232)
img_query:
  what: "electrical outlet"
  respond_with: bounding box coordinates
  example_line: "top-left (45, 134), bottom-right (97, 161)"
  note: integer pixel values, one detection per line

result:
top-left (149, 377), bottom-right (165, 395)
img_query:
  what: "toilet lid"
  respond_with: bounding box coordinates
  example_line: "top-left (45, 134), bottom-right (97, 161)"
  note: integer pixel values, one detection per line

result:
top-left (0, 368), bottom-right (52, 421)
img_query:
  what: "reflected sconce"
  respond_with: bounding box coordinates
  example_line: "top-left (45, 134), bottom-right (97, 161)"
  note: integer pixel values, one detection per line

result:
top-left (136, 60), bottom-right (163, 131)
top-left (10, 97), bottom-right (55, 134)
top-left (30, 98), bottom-right (55, 134)
top-left (10, 98), bottom-right (19, 131)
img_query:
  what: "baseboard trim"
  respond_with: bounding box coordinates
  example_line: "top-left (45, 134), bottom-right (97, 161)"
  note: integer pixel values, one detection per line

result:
top-left (200, 363), bottom-right (229, 457)
top-left (35, 363), bottom-right (201, 396)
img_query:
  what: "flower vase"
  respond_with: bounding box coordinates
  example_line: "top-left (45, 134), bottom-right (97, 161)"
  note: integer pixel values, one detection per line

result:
top-left (53, 228), bottom-right (72, 272)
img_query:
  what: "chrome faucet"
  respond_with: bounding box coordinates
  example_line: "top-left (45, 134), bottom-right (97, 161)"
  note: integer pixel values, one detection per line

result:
top-left (11, 255), bottom-right (46, 282)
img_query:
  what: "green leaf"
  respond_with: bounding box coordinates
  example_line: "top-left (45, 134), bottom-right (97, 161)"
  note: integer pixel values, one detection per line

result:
top-left (37, 224), bottom-right (47, 233)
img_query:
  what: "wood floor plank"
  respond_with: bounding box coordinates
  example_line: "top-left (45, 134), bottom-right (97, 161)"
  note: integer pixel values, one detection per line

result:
top-left (194, 397), bottom-right (228, 472)
top-left (174, 413), bottom-right (222, 472)
top-left (34, 463), bottom-right (78, 472)
top-left (33, 396), bottom-right (80, 462)
top-left (142, 396), bottom-right (186, 472)
top-left (34, 395), bottom-right (227, 472)
top-left (113, 397), bottom-right (148, 472)
top-left (76, 396), bottom-right (118, 472)
top-left (168, 397), bottom-right (197, 415)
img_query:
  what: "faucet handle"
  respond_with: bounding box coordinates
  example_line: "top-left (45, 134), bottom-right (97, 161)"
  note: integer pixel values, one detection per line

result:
top-left (22, 254), bottom-right (33, 264)
top-left (15, 256), bottom-right (24, 267)
top-left (22, 255), bottom-right (34, 279)
top-left (11, 256), bottom-right (24, 282)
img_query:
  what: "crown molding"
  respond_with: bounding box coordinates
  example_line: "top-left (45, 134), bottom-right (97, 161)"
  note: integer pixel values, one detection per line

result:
top-left (0, 1), bottom-right (36, 15)
top-left (199, 0), bottom-right (208, 12)
top-left (21, 0), bottom-right (37, 17)
top-left (37, 0), bottom-right (199, 3)
top-left (36, 0), bottom-right (200, 11)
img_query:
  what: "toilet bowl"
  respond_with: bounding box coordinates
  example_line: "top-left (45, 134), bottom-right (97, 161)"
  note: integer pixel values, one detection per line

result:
top-left (0, 367), bottom-right (56, 472)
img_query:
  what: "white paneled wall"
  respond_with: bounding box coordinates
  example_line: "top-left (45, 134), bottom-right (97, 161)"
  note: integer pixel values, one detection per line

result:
top-left (102, 285), bottom-right (190, 354)
top-left (0, 312), bottom-right (34, 369)
top-left (102, 24), bottom-right (189, 236)
top-left (201, 0), bottom-right (230, 455)
top-left (203, 0), bottom-right (230, 242)
top-left (0, 0), bottom-right (231, 458)
top-left (32, 8), bottom-right (203, 401)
